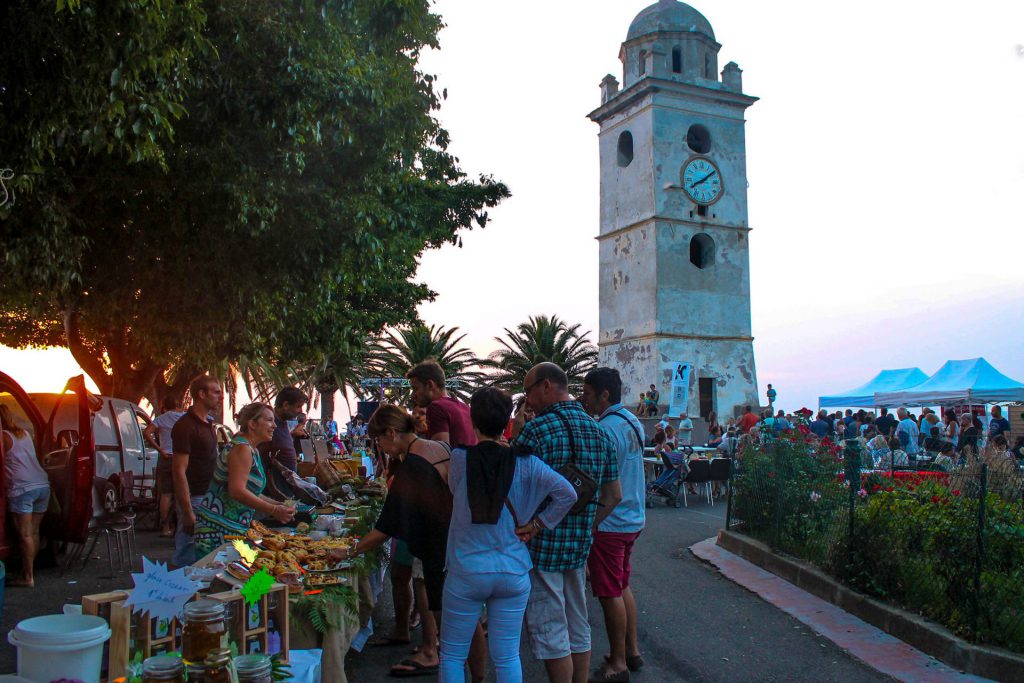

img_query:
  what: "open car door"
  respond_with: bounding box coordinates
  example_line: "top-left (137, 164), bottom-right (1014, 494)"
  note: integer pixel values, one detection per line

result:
top-left (40, 375), bottom-right (95, 544)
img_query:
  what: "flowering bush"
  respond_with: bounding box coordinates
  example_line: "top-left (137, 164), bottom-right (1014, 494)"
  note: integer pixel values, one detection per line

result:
top-left (732, 434), bottom-right (1024, 654)
top-left (836, 477), bottom-right (1024, 651)
top-left (732, 430), bottom-right (848, 565)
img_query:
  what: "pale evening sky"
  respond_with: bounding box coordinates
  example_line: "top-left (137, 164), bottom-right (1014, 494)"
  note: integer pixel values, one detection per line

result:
top-left (3, 0), bottom-right (1023, 415)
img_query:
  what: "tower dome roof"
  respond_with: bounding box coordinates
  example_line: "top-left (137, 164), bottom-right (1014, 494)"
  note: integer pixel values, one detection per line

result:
top-left (627, 1), bottom-right (715, 42)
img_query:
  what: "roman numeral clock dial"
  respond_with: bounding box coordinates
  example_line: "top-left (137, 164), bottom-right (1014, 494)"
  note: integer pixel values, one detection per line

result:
top-left (682, 157), bottom-right (723, 206)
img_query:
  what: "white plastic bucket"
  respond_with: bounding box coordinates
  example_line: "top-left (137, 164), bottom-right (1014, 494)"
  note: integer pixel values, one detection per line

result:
top-left (8, 614), bottom-right (110, 683)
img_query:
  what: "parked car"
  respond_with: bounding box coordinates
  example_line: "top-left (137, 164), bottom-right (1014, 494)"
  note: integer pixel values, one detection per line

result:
top-left (0, 372), bottom-right (158, 557)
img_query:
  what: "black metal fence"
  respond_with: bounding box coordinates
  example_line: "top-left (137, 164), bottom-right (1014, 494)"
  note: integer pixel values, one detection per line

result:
top-left (726, 436), bottom-right (1024, 654)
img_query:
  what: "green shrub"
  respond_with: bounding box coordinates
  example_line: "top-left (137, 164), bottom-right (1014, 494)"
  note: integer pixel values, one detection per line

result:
top-left (732, 435), bottom-right (1024, 654)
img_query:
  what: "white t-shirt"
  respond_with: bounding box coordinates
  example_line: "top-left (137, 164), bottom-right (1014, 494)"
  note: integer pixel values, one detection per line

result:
top-left (3, 431), bottom-right (50, 497)
top-left (677, 418), bottom-right (694, 445)
top-left (154, 411), bottom-right (185, 452)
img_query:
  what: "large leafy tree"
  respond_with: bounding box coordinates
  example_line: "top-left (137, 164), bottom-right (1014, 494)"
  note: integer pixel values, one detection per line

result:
top-left (368, 324), bottom-right (483, 402)
top-left (483, 315), bottom-right (598, 395)
top-left (0, 0), bottom-right (508, 404)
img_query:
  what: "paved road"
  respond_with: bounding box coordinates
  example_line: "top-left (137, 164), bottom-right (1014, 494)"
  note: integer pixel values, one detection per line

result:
top-left (348, 498), bottom-right (892, 682)
top-left (0, 499), bottom-right (893, 681)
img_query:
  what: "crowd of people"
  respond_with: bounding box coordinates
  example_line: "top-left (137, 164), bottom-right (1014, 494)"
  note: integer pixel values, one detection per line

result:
top-left (141, 378), bottom-right (339, 568)
top-left (336, 360), bottom-right (646, 683)
top-left (640, 399), bottom-right (1021, 476)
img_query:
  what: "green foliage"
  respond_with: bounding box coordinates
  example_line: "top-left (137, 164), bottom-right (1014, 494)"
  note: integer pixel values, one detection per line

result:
top-left (482, 315), bottom-right (598, 395)
top-left (368, 324), bottom-right (483, 401)
top-left (731, 432), bottom-right (848, 563)
top-left (1, 0), bottom-right (209, 286)
top-left (292, 584), bottom-right (358, 634)
top-left (0, 0), bottom-right (508, 402)
top-left (733, 437), bottom-right (1024, 654)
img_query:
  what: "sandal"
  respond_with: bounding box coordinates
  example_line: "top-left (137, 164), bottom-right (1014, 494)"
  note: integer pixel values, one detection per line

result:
top-left (604, 654), bottom-right (644, 673)
top-left (587, 662), bottom-right (629, 683)
top-left (390, 659), bottom-right (439, 678)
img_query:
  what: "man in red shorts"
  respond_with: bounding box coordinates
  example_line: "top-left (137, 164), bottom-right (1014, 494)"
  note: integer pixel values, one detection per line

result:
top-left (581, 368), bottom-right (646, 682)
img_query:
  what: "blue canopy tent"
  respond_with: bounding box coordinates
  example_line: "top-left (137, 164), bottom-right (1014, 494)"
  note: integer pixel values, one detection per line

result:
top-left (819, 368), bottom-right (929, 408)
top-left (874, 358), bottom-right (1024, 408)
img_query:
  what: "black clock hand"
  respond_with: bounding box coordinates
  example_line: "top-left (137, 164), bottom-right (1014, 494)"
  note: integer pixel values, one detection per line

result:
top-left (689, 169), bottom-right (717, 189)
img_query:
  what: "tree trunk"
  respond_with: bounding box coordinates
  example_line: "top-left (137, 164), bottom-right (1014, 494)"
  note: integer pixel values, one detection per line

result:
top-left (321, 389), bottom-right (335, 426)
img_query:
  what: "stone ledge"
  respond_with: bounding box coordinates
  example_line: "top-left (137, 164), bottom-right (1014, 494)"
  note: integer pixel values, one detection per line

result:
top-left (716, 529), bottom-right (1024, 682)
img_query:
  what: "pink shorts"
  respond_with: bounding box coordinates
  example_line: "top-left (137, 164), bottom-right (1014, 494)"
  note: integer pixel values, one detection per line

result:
top-left (587, 530), bottom-right (641, 598)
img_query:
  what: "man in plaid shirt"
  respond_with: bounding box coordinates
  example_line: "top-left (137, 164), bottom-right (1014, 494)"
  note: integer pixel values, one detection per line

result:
top-left (511, 362), bottom-right (622, 683)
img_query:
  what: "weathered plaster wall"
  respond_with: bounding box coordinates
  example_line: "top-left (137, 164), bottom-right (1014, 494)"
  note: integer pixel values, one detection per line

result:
top-left (600, 336), bottom-right (758, 418)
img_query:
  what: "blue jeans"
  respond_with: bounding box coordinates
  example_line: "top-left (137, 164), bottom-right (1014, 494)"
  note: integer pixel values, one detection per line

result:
top-left (172, 495), bottom-right (205, 567)
top-left (440, 571), bottom-right (531, 683)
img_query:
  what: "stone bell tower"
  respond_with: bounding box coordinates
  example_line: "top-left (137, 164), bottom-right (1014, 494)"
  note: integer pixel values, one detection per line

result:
top-left (589, 0), bottom-right (759, 418)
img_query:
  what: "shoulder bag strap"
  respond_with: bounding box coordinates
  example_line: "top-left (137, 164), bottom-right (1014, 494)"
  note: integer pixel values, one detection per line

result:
top-left (552, 409), bottom-right (578, 466)
top-left (600, 410), bottom-right (645, 450)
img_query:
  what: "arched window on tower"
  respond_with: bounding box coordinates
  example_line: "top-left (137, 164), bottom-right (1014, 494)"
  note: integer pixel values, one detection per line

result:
top-left (690, 234), bottom-right (716, 269)
top-left (704, 52), bottom-right (712, 79)
top-left (617, 131), bottom-right (634, 167)
top-left (639, 50), bottom-right (647, 76)
top-left (671, 47), bottom-right (682, 74)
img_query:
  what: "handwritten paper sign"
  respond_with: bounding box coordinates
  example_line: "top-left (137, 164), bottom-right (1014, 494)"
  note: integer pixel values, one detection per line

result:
top-left (125, 557), bottom-right (200, 620)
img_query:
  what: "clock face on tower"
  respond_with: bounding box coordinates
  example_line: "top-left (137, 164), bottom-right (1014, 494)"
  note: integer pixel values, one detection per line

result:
top-left (682, 157), bottom-right (723, 205)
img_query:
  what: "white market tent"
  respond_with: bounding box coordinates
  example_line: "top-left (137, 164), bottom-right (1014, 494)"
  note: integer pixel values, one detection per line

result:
top-left (819, 368), bottom-right (929, 408)
top-left (874, 357), bottom-right (1024, 408)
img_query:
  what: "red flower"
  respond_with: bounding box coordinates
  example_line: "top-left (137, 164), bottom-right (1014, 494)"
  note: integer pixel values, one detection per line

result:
top-left (871, 484), bottom-right (880, 493)
top-left (930, 495), bottom-right (941, 504)
top-left (885, 486), bottom-right (894, 492)
top-left (767, 472), bottom-right (776, 479)
top-left (797, 424), bottom-right (810, 436)
top-left (952, 489), bottom-right (961, 496)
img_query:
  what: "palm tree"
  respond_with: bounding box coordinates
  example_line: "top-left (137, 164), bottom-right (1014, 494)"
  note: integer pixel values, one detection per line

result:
top-left (482, 314), bottom-right (598, 395)
top-left (371, 324), bottom-right (484, 401)
top-left (305, 339), bottom-right (374, 426)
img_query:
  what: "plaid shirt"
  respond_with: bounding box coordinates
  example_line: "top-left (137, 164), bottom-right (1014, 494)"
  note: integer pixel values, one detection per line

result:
top-left (513, 400), bottom-right (618, 572)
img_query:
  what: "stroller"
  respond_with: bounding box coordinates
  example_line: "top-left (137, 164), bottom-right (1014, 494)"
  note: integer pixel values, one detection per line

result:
top-left (646, 446), bottom-right (693, 508)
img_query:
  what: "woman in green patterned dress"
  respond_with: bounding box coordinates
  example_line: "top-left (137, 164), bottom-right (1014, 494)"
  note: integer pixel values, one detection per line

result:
top-left (195, 403), bottom-right (295, 557)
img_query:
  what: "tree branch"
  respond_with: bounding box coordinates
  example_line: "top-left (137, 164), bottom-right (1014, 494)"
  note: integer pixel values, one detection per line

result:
top-left (63, 304), bottom-right (112, 395)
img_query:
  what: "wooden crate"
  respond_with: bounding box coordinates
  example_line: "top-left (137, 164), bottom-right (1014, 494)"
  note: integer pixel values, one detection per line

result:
top-left (208, 583), bottom-right (290, 662)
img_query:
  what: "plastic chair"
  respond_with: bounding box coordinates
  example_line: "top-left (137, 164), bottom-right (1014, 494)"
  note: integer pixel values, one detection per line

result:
top-left (707, 457), bottom-right (732, 506)
top-left (681, 458), bottom-right (712, 507)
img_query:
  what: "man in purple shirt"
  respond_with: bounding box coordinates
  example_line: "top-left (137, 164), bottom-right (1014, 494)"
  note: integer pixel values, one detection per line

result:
top-left (258, 387), bottom-right (308, 501)
top-left (408, 360), bottom-right (477, 449)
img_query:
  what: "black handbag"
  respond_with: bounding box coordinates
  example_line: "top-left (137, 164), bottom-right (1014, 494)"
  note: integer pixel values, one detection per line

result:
top-left (552, 411), bottom-right (598, 515)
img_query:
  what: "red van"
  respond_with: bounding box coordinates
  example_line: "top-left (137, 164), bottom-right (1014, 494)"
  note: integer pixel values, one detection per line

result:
top-left (0, 372), bottom-right (95, 556)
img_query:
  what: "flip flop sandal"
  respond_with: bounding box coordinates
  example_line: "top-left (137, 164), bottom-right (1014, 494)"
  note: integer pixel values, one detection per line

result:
top-left (389, 659), bottom-right (439, 678)
top-left (604, 655), bottom-right (644, 673)
top-left (587, 663), bottom-right (629, 683)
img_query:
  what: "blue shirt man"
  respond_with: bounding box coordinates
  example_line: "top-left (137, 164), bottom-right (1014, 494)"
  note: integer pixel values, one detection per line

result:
top-left (580, 368), bottom-right (645, 681)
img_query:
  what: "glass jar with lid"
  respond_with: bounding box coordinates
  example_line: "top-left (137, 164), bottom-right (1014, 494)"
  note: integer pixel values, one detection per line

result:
top-left (181, 598), bottom-right (228, 663)
top-left (185, 648), bottom-right (233, 683)
top-left (234, 653), bottom-right (273, 683)
top-left (141, 654), bottom-right (184, 683)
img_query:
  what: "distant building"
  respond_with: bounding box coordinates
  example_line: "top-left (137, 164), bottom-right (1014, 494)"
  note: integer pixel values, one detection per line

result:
top-left (590, 0), bottom-right (759, 418)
